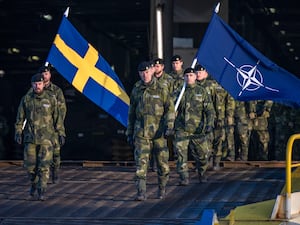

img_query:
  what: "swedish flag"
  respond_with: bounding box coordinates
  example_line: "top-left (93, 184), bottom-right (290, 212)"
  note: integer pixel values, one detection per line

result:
top-left (46, 16), bottom-right (129, 127)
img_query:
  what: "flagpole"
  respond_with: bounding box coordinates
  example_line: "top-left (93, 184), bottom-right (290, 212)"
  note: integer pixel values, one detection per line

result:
top-left (44, 7), bottom-right (70, 67)
top-left (174, 57), bottom-right (198, 112)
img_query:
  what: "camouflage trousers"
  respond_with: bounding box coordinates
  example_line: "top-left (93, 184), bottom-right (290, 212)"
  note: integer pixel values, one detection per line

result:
top-left (51, 137), bottom-right (61, 171)
top-left (235, 122), bottom-right (250, 160)
top-left (250, 129), bottom-right (270, 160)
top-left (134, 136), bottom-right (170, 192)
top-left (174, 131), bottom-right (211, 180)
top-left (213, 127), bottom-right (225, 164)
top-left (23, 143), bottom-right (53, 190)
top-left (223, 126), bottom-right (235, 159)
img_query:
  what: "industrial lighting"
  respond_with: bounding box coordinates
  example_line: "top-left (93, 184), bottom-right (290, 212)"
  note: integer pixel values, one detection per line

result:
top-left (289, 48), bottom-right (294, 52)
top-left (27, 55), bottom-right (40, 62)
top-left (7, 47), bottom-right (20, 54)
top-left (280, 30), bottom-right (286, 35)
top-left (295, 56), bottom-right (299, 61)
top-left (269, 8), bottom-right (276, 13)
top-left (42, 14), bottom-right (52, 21)
top-left (273, 21), bottom-right (280, 26)
top-left (286, 42), bottom-right (291, 46)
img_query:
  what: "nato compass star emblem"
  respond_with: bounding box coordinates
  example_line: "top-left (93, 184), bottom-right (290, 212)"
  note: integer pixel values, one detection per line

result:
top-left (224, 57), bottom-right (279, 96)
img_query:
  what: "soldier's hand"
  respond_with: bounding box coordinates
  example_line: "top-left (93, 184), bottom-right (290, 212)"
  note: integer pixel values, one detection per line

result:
top-left (262, 110), bottom-right (270, 118)
top-left (227, 117), bottom-right (234, 126)
top-left (164, 128), bottom-right (174, 138)
top-left (249, 112), bottom-right (256, 119)
top-left (127, 136), bottom-right (134, 147)
top-left (14, 133), bottom-right (22, 145)
top-left (59, 135), bottom-right (65, 146)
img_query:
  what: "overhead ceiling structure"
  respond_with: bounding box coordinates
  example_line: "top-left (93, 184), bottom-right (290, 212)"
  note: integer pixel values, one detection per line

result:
top-left (0, 0), bottom-right (299, 78)
top-left (0, 0), bottom-right (150, 77)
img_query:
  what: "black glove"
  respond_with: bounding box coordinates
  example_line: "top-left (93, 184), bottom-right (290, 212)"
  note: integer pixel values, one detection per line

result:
top-left (204, 126), bottom-right (213, 134)
top-left (164, 128), bottom-right (174, 138)
top-left (127, 136), bottom-right (134, 147)
top-left (15, 133), bottom-right (22, 145)
top-left (59, 135), bottom-right (65, 146)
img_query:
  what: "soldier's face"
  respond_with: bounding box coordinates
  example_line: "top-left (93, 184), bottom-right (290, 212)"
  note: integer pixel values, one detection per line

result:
top-left (42, 71), bottom-right (51, 83)
top-left (172, 60), bottom-right (183, 71)
top-left (196, 70), bottom-right (208, 81)
top-left (139, 69), bottom-right (153, 84)
top-left (32, 81), bottom-right (45, 94)
top-left (185, 73), bottom-right (197, 85)
top-left (154, 64), bottom-right (164, 77)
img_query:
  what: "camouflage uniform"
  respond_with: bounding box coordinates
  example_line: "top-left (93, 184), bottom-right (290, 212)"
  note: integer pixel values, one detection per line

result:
top-left (248, 100), bottom-right (273, 160)
top-left (126, 77), bottom-right (175, 199)
top-left (44, 82), bottom-right (66, 182)
top-left (170, 69), bottom-right (184, 94)
top-left (234, 101), bottom-right (251, 161)
top-left (15, 88), bottom-right (65, 198)
top-left (174, 81), bottom-right (215, 183)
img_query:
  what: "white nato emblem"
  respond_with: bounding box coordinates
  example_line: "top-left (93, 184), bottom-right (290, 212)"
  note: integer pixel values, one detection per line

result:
top-left (224, 57), bottom-right (279, 96)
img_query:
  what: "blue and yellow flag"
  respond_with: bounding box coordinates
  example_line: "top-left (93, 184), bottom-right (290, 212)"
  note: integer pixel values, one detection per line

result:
top-left (46, 16), bottom-right (129, 127)
top-left (197, 12), bottom-right (300, 107)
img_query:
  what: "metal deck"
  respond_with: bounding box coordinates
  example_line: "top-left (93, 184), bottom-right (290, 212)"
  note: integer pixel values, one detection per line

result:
top-left (0, 161), bottom-right (286, 225)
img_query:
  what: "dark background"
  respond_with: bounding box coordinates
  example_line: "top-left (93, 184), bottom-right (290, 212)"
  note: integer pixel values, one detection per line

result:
top-left (0, 0), bottom-right (299, 160)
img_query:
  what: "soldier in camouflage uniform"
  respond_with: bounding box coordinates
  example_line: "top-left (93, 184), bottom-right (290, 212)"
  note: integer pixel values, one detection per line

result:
top-left (39, 65), bottom-right (66, 183)
top-left (169, 55), bottom-right (184, 92)
top-left (14, 73), bottom-right (65, 201)
top-left (152, 58), bottom-right (176, 163)
top-left (195, 64), bottom-right (235, 170)
top-left (234, 100), bottom-right (251, 161)
top-left (126, 61), bottom-right (175, 201)
top-left (248, 100), bottom-right (273, 160)
top-left (174, 67), bottom-right (215, 185)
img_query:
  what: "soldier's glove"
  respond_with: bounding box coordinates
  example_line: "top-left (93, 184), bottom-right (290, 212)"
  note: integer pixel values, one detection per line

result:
top-left (227, 117), bottom-right (234, 126)
top-left (204, 126), bottom-right (213, 134)
top-left (59, 135), bottom-right (65, 146)
top-left (249, 112), bottom-right (256, 119)
top-left (127, 136), bottom-right (134, 147)
top-left (14, 133), bottom-right (22, 145)
top-left (164, 128), bottom-right (174, 138)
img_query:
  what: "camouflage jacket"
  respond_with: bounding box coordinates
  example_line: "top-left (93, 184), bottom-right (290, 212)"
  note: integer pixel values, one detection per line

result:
top-left (174, 83), bottom-right (215, 134)
top-left (15, 90), bottom-right (65, 145)
top-left (126, 77), bottom-right (175, 139)
top-left (155, 71), bottom-right (174, 94)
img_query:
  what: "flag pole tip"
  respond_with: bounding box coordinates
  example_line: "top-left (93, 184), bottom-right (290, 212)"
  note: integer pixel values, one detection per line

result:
top-left (64, 7), bottom-right (70, 17)
top-left (215, 2), bottom-right (220, 13)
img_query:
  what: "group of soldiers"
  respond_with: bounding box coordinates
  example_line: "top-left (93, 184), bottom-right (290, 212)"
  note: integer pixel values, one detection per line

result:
top-left (126, 54), bottom-right (300, 201)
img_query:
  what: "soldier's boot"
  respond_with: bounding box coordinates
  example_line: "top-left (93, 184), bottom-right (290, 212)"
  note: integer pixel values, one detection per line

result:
top-left (135, 180), bottom-right (146, 201)
top-left (198, 173), bottom-right (208, 183)
top-left (178, 174), bottom-right (189, 186)
top-left (37, 188), bottom-right (45, 201)
top-left (29, 184), bottom-right (36, 197)
top-left (213, 156), bottom-right (221, 171)
top-left (158, 187), bottom-right (166, 199)
top-left (51, 167), bottom-right (59, 184)
top-left (135, 190), bottom-right (147, 201)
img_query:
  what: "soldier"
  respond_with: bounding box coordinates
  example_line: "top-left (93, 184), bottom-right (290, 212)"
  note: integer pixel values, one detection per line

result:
top-left (126, 61), bottom-right (175, 201)
top-left (174, 67), bottom-right (215, 185)
top-left (248, 100), bottom-right (273, 160)
top-left (152, 58), bottom-right (176, 162)
top-left (169, 54), bottom-right (184, 92)
top-left (14, 73), bottom-right (65, 200)
top-left (38, 65), bottom-right (66, 183)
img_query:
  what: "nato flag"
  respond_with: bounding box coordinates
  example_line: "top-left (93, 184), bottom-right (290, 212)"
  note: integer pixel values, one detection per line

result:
top-left (197, 12), bottom-right (300, 107)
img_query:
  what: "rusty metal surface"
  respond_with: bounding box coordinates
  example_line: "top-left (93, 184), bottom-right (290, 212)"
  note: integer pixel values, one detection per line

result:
top-left (0, 162), bottom-right (285, 225)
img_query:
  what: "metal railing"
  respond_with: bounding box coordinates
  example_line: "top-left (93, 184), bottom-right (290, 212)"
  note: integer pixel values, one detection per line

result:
top-left (285, 133), bottom-right (300, 219)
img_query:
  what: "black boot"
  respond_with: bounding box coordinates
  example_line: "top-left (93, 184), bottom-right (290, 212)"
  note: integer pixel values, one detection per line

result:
top-left (37, 188), bottom-right (45, 201)
top-left (29, 184), bottom-right (36, 197)
top-left (51, 167), bottom-right (59, 184)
